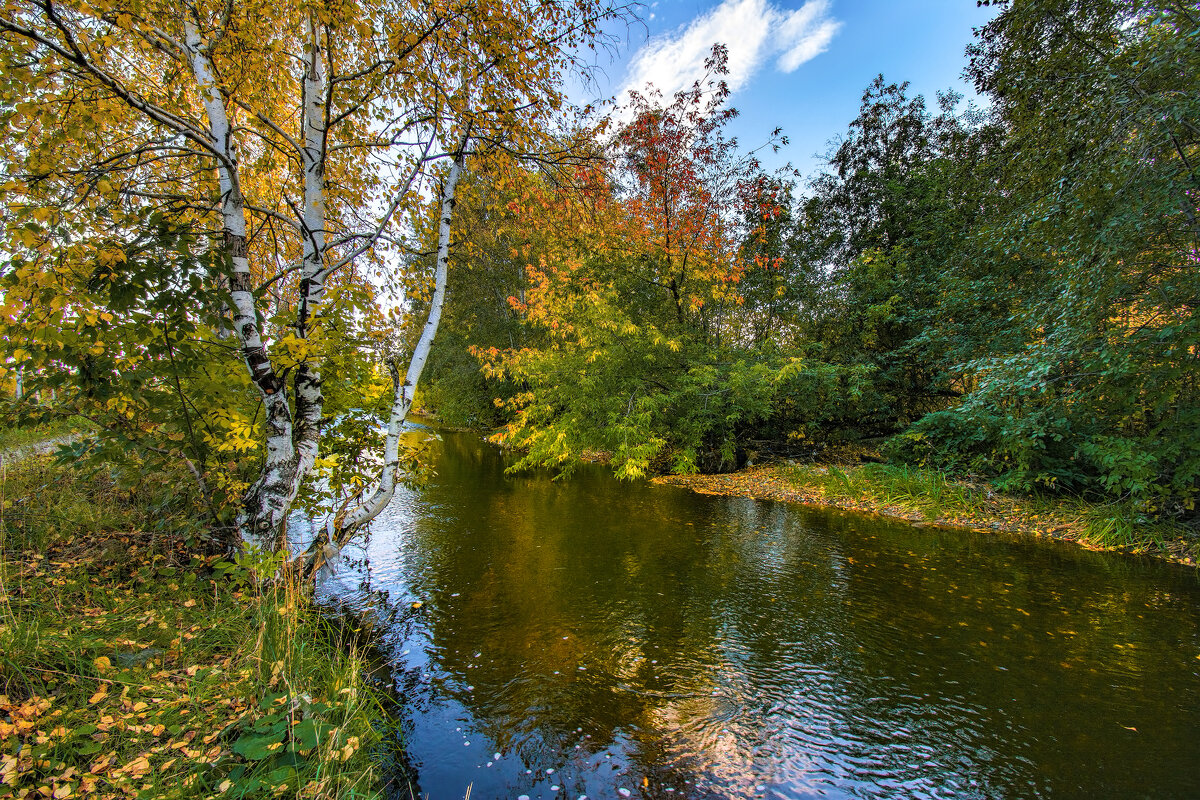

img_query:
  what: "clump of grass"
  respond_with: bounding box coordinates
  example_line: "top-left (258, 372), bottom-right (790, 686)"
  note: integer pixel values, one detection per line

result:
top-left (787, 462), bottom-right (992, 521)
top-left (1, 457), bottom-right (392, 799)
top-left (862, 464), bottom-right (991, 520)
top-left (1078, 506), bottom-right (1177, 553)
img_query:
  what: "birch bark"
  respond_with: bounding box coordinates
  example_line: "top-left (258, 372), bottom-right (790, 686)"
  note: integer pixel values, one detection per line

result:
top-left (329, 143), bottom-right (466, 545)
top-left (183, 13), bottom-right (300, 548)
top-left (293, 20), bottom-right (330, 482)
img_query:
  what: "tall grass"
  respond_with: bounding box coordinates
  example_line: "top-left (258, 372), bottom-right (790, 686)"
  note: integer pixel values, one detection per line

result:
top-left (0, 455), bottom-right (393, 799)
top-left (788, 463), bottom-right (992, 521)
top-left (0, 416), bottom-right (87, 453)
top-left (1078, 507), bottom-right (1178, 553)
top-left (785, 460), bottom-right (1187, 556)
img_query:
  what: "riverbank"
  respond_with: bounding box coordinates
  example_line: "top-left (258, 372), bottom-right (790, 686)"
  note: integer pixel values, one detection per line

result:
top-left (0, 456), bottom-right (391, 799)
top-left (653, 462), bottom-right (1199, 567)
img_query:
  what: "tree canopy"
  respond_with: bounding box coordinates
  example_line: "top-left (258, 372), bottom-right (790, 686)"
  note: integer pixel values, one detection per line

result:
top-left (3, 0), bottom-right (1197, 548)
top-left (419, 0), bottom-right (1199, 523)
top-left (0, 0), bottom-right (623, 553)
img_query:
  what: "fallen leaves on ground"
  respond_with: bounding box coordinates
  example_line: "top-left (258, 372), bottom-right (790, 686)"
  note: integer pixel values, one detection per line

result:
top-left (0, 529), bottom-right (379, 799)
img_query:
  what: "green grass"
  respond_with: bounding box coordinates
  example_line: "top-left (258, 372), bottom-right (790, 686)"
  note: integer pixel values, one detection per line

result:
top-left (787, 463), bottom-right (993, 521)
top-left (1076, 506), bottom-right (1185, 553)
top-left (785, 461), bottom-right (1191, 557)
top-left (0, 456), bottom-right (393, 799)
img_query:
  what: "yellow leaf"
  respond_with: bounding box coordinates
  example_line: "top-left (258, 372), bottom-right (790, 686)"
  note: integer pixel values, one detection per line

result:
top-left (93, 656), bottom-right (112, 674)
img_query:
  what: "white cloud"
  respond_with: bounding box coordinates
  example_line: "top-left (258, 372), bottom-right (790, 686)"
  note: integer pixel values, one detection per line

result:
top-left (621, 0), bottom-right (841, 101)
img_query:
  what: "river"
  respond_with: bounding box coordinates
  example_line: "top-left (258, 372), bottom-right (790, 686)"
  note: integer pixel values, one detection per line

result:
top-left (319, 423), bottom-right (1200, 799)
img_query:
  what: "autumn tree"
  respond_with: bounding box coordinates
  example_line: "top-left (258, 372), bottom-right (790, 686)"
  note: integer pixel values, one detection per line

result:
top-left (0, 0), bottom-right (620, 550)
top-left (470, 51), bottom-right (808, 477)
top-left (610, 46), bottom-right (785, 348)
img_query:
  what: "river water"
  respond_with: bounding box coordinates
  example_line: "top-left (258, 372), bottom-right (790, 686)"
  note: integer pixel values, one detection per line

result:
top-left (319, 424), bottom-right (1200, 799)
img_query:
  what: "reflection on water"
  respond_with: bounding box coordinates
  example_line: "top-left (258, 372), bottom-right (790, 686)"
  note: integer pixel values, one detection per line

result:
top-left (320, 426), bottom-right (1200, 799)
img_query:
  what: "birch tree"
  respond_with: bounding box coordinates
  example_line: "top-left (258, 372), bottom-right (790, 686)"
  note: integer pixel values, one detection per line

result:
top-left (0, 0), bottom-right (619, 550)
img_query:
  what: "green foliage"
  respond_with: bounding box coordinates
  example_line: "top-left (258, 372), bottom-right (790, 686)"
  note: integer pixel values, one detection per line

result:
top-left (0, 211), bottom-right (256, 538)
top-left (289, 282), bottom-right (397, 518)
top-left (798, 77), bottom-right (1006, 429)
top-left (903, 0), bottom-right (1200, 516)
top-left (884, 409), bottom-right (1003, 475)
top-left (0, 455), bottom-right (208, 554)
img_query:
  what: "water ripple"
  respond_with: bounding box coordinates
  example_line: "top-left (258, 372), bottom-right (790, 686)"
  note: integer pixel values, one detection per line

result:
top-left (320, 427), bottom-right (1200, 800)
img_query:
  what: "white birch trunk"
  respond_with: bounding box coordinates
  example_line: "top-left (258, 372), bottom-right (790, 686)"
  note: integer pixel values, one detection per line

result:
top-left (330, 147), bottom-right (465, 544)
top-left (293, 20), bottom-right (328, 478)
top-left (184, 15), bottom-right (300, 548)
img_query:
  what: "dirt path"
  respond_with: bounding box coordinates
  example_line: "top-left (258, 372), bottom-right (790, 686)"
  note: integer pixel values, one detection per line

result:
top-left (0, 435), bottom-right (77, 464)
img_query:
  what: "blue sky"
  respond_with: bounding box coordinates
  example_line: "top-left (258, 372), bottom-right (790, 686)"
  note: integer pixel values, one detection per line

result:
top-left (583, 0), bottom-right (1002, 180)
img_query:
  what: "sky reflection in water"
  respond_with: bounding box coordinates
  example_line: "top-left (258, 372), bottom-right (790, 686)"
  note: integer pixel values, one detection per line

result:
top-left (320, 427), bottom-right (1200, 800)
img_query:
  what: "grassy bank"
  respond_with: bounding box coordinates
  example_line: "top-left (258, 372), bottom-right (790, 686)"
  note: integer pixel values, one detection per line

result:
top-left (0, 456), bottom-right (392, 799)
top-left (654, 462), bottom-right (1199, 566)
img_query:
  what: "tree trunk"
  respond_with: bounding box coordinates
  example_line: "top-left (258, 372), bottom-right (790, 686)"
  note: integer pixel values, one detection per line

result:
top-left (293, 20), bottom-right (330, 483)
top-left (184, 16), bottom-right (301, 550)
top-left (316, 144), bottom-right (465, 561)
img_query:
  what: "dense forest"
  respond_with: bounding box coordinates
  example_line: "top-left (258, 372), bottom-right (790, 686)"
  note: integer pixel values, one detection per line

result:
top-left (420, 1), bottom-right (1200, 526)
top-left (1, 0), bottom-right (1197, 546)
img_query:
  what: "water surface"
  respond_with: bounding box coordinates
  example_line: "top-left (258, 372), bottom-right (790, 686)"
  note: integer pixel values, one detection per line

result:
top-left (322, 426), bottom-right (1200, 799)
